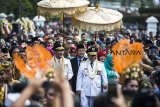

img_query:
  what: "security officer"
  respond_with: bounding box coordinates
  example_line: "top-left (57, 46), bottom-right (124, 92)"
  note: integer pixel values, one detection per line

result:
top-left (76, 47), bottom-right (108, 107)
top-left (52, 42), bottom-right (73, 80)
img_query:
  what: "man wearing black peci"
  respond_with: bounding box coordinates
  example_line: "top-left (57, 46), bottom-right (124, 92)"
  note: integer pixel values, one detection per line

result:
top-left (70, 44), bottom-right (87, 93)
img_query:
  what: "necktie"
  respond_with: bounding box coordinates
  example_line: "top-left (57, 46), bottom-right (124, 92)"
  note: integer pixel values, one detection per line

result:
top-left (58, 60), bottom-right (60, 64)
top-left (90, 62), bottom-right (93, 68)
top-left (79, 59), bottom-right (82, 66)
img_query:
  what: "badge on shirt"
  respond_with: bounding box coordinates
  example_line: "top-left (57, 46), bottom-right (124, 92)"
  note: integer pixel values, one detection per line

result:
top-left (64, 64), bottom-right (68, 68)
top-left (84, 68), bottom-right (87, 70)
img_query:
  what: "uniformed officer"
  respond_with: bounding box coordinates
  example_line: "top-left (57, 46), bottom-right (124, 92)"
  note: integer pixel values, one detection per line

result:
top-left (76, 47), bottom-right (108, 107)
top-left (52, 42), bottom-right (73, 80)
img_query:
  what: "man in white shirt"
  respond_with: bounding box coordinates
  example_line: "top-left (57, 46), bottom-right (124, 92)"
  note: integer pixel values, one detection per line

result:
top-left (52, 42), bottom-right (73, 80)
top-left (76, 47), bottom-right (108, 107)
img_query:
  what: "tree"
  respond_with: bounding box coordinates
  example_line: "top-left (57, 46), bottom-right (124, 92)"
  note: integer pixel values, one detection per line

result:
top-left (0, 0), bottom-right (39, 19)
top-left (21, 0), bottom-right (33, 17)
top-left (28, 0), bottom-right (41, 17)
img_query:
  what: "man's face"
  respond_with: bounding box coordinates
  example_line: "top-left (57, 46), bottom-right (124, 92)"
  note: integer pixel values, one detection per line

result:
top-left (0, 70), bottom-right (5, 83)
top-left (149, 49), bottom-right (158, 59)
top-left (70, 50), bottom-right (77, 57)
top-left (13, 48), bottom-right (19, 53)
top-left (77, 48), bottom-right (85, 58)
top-left (46, 88), bottom-right (56, 102)
top-left (21, 42), bottom-right (27, 48)
top-left (73, 35), bottom-right (79, 41)
top-left (33, 40), bottom-right (39, 45)
top-left (20, 52), bottom-right (27, 62)
top-left (64, 49), bottom-right (70, 56)
top-left (106, 44), bottom-right (111, 48)
top-left (88, 55), bottom-right (97, 62)
top-left (125, 80), bottom-right (138, 91)
top-left (135, 34), bottom-right (139, 39)
top-left (58, 37), bottom-right (63, 45)
top-left (13, 36), bottom-right (18, 41)
top-left (55, 50), bottom-right (64, 58)
top-left (1, 53), bottom-right (10, 61)
top-left (81, 35), bottom-right (87, 41)
top-left (23, 34), bottom-right (28, 40)
top-left (91, 35), bottom-right (96, 41)
top-left (56, 35), bottom-right (62, 41)
top-left (144, 44), bottom-right (150, 50)
top-left (149, 32), bottom-right (153, 36)
top-left (91, 35), bottom-right (99, 41)
top-left (47, 39), bottom-right (54, 47)
top-left (66, 40), bottom-right (72, 46)
top-left (99, 56), bottom-right (106, 62)
top-left (4, 69), bottom-right (12, 83)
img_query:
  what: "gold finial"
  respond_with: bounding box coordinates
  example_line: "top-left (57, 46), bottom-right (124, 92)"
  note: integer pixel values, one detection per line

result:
top-left (95, 3), bottom-right (99, 9)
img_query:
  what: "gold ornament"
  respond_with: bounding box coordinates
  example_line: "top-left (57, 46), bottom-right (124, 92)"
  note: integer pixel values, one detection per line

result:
top-left (0, 87), bottom-right (4, 105)
top-left (120, 63), bottom-right (144, 85)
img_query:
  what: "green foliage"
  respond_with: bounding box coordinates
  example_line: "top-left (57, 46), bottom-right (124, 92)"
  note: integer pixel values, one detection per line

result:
top-left (0, 0), bottom-right (41, 19)
top-left (141, 0), bottom-right (154, 7)
top-left (102, 0), bottom-right (154, 7)
top-left (0, 0), bottom-right (156, 19)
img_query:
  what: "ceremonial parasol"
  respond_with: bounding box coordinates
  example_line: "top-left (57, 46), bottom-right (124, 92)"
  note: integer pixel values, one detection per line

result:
top-left (37, 0), bottom-right (89, 19)
top-left (74, 5), bottom-right (123, 31)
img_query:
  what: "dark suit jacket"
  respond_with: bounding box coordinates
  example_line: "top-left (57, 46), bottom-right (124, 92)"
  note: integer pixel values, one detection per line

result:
top-left (70, 56), bottom-right (87, 92)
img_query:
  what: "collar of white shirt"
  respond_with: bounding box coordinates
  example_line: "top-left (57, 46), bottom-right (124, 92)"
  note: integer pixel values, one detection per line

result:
top-left (54, 56), bottom-right (64, 63)
top-left (88, 59), bottom-right (97, 64)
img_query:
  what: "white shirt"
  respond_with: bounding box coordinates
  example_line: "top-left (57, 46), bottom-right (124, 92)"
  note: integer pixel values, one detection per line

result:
top-left (76, 59), bottom-right (108, 96)
top-left (52, 56), bottom-right (73, 80)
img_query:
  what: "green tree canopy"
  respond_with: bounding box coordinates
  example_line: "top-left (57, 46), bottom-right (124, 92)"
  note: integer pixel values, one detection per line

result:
top-left (0, 0), bottom-right (41, 19)
top-left (0, 0), bottom-right (156, 19)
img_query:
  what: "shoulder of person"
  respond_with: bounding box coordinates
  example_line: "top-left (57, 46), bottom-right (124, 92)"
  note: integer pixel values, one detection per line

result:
top-left (81, 60), bottom-right (87, 64)
top-left (63, 58), bottom-right (72, 64)
top-left (83, 57), bottom-right (88, 61)
top-left (98, 61), bottom-right (104, 64)
top-left (64, 58), bottom-right (70, 61)
top-left (12, 79), bottom-right (20, 84)
top-left (70, 57), bottom-right (76, 61)
top-left (82, 59), bottom-right (88, 62)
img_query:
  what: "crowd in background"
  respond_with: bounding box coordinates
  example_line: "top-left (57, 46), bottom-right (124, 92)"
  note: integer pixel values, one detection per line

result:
top-left (0, 17), bottom-right (160, 107)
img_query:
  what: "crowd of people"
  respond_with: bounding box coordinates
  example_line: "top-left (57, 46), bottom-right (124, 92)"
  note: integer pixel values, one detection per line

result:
top-left (0, 17), bottom-right (160, 107)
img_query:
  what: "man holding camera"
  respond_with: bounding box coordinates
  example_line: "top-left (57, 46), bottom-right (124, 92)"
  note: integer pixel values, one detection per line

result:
top-left (76, 47), bottom-right (108, 107)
